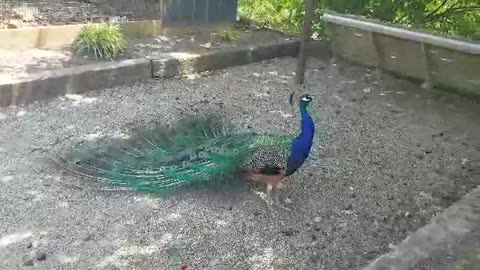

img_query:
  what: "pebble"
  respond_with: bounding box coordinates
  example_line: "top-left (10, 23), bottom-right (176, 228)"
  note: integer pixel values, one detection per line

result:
top-left (281, 228), bottom-right (296, 236)
top-left (82, 234), bottom-right (93, 241)
top-left (26, 242), bottom-right (33, 249)
top-left (22, 256), bottom-right (34, 266)
top-left (313, 217), bottom-right (322, 223)
top-left (35, 251), bottom-right (47, 261)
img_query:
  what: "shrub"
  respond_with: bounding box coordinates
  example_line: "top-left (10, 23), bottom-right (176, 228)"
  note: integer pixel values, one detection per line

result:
top-left (218, 27), bottom-right (240, 42)
top-left (72, 23), bottom-right (127, 60)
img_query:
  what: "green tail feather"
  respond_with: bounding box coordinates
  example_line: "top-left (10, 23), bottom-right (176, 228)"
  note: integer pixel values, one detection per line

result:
top-left (58, 114), bottom-right (292, 195)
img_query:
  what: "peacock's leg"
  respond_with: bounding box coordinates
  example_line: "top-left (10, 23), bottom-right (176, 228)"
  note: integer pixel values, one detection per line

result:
top-left (251, 183), bottom-right (274, 210)
top-left (272, 185), bottom-right (292, 211)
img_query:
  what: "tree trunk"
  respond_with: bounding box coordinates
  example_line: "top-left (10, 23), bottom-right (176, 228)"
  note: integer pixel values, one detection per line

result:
top-left (295, 0), bottom-right (317, 84)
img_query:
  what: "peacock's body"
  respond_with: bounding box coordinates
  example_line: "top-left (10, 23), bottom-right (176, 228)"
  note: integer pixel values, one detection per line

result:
top-left (58, 94), bottom-right (316, 209)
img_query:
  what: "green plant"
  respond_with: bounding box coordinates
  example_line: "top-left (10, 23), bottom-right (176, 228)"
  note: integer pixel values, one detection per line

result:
top-left (72, 23), bottom-right (127, 60)
top-left (236, 14), bottom-right (252, 29)
top-left (453, 249), bottom-right (480, 270)
top-left (218, 27), bottom-right (240, 42)
top-left (238, 0), bottom-right (479, 40)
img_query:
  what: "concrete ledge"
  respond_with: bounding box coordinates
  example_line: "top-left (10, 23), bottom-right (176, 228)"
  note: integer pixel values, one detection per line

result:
top-left (151, 40), bottom-right (300, 78)
top-left (0, 20), bottom-right (237, 50)
top-left (363, 185), bottom-right (480, 270)
top-left (0, 40), bottom-right (303, 107)
top-left (0, 20), bottom-right (164, 50)
top-left (324, 14), bottom-right (480, 98)
top-left (0, 58), bottom-right (151, 106)
top-left (306, 40), bottom-right (333, 60)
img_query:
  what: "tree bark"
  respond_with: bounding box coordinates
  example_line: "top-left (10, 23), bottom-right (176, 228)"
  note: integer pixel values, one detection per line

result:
top-left (295, 0), bottom-right (317, 84)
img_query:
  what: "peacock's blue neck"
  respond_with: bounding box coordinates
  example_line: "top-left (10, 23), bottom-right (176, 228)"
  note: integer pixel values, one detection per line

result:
top-left (285, 102), bottom-right (315, 176)
top-left (299, 103), bottom-right (315, 144)
top-left (300, 103), bottom-right (308, 115)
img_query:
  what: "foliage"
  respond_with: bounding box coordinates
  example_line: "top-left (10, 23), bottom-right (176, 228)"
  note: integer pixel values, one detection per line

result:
top-left (238, 0), bottom-right (479, 40)
top-left (72, 23), bottom-right (127, 60)
top-left (218, 27), bottom-right (241, 42)
top-left (453, 249), bottom-right (480, 270)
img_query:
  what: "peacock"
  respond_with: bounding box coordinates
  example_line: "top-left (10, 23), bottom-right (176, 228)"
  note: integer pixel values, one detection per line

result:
top-left (56, 94), bottom-right (316, 210)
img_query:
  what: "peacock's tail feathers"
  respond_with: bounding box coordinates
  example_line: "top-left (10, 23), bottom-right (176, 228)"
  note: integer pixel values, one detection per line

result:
top-left (56, 114), bottom-right (294, 195)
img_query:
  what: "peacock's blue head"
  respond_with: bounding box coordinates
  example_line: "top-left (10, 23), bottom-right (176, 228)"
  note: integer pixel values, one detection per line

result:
top-left (299, 94), bottom-right (312, 106)
top-left (289, 92), bottom-right (313, 108)
top-left (298, 94), bottom-right (313, 113)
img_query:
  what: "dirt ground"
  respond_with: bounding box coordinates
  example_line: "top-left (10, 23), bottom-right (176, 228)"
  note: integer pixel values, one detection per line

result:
top-left (0, 28), bottom-right (291, 82)
top-left (0, 0), bottom-right (158, 29)
top-left (0, 56), bottom-right (479, 269)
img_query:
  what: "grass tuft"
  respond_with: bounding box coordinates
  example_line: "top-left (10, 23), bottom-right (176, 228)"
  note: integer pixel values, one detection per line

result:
top-left (218, 27), bottom-right (241, 42)
top-left (72, 23), bottom-right (127, 60)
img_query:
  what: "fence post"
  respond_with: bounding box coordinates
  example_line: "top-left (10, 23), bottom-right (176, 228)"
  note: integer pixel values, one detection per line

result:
top-left (369, 31), bottom-right (383, 84)
top-left (421, 42), bottom-right (433, 89)
top-left (295, 0), bottom-right (317, 84)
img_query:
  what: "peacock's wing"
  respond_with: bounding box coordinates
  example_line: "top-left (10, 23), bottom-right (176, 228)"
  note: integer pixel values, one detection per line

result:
top-left (241, 134), bottom-right (292, 173)
top-left (58, 115), bottom-right (274, 194)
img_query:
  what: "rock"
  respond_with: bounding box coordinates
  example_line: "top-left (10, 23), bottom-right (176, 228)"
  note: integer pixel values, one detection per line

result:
top-left (344, 203), bottom-right (353, 210)
top-left (82, 234), bottom-right (93, 241)
top-left (22, 255), bottom-right (34, 266)
top-left (281, 228), bottom-right (296, 236)
top-left (313, 217), bottom-right (322, 223)
top-left (309, 252), bottom-right (321, 263)
top-left (26, 242), bottom-right (33, 249)
top-left (35, 251), bottom-right (47, 261)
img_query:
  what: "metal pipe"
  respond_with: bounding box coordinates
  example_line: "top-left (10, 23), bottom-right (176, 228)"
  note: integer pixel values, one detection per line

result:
top-left (323, 13), bottom-right (480, 55)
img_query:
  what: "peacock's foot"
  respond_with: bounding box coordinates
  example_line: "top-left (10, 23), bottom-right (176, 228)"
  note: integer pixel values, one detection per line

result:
top-left (251, 184), bottom-right (292, 211)
top-left (273, 194), bottom-right (292, 211)
top-left (275, 201), bottom-right (292, 211)
top-left (251, 188), bottom-right (274, 210)
top-left (283, 197), bottom-right (293, 205)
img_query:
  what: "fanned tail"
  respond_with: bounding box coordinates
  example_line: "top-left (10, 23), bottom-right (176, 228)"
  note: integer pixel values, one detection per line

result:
top-left (54, 114), bottom-right (258, 194)
top-left (53, 112), bottom-right (330, 195)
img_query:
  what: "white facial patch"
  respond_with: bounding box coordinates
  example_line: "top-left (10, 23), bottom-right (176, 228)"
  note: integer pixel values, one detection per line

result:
top-left (302, 96), bottom-right (311, 102)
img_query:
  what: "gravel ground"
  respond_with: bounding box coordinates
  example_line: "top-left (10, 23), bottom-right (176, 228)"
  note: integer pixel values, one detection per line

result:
top-left (0, 28), bottom-right (290, 81)
top-left (0, 56), bottom-right (479, 270)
